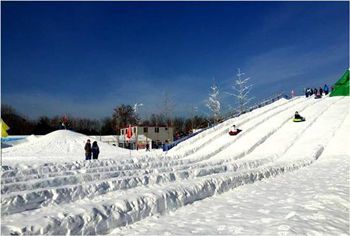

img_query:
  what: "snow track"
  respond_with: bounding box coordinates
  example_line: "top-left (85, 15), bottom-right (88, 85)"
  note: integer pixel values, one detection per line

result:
top-left (168, 98), bottom-right (291, 157)
top-left (1, 96), bottom-right (349, 235)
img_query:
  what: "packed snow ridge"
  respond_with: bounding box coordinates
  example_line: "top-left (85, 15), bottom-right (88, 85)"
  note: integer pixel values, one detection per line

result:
top-left (1, 96), bottom-right (349, 235)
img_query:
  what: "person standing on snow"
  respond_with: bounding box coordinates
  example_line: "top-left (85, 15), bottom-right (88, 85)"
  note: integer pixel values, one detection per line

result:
top-left (324, 84), bottom-right (329, 95)
top-left (92, 141), bottom-right (100, 160)
top-left (85, 139), bottom-right (92, 160)
top-left (305, 88), bottom-right (312, 98)
top-left (307, 88), bottom-right (312, 97)
top-left (319, 87), bottom-right (323, 96)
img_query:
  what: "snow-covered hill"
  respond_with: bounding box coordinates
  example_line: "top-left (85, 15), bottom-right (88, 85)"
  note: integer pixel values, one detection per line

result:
top-left (1, 96), bottom-right (349, 235)
top-left (2, 130), bottom-right (132, 166)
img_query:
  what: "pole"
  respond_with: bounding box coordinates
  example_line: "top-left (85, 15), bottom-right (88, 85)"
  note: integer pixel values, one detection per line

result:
top-left (136, 126), bottom-right (138, 151)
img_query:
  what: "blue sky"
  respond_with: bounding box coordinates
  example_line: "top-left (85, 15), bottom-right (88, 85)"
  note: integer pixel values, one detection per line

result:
top-left (2, 2), bottom-right (349, 119)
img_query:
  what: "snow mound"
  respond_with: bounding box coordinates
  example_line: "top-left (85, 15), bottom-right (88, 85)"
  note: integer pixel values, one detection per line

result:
top-left (26, 134), bottom-right (38, 143)
top-left (2, 130), bottom-right (129, 163)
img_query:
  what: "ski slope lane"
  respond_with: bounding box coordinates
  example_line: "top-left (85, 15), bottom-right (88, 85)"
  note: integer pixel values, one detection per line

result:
top-left (205, 97), bottom-right (333, 163)
top-left (168, 98), bottom-right (291, 156)
top-left (225, 97), bottom-right (342, 166)
top-left (179, 97), bottom-right (315, 163)
top-left (276, 96), bottom-right (350, 164)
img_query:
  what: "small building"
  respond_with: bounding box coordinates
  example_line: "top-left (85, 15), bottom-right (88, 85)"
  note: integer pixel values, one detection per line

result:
top-left (119, 126), bottom-right (173, 150)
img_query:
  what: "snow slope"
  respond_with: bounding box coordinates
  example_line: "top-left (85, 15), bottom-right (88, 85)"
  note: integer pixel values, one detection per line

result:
top-left (112, 105), bottom-right (350, 235)
top-left (1, 96), bottom-right (349, 235)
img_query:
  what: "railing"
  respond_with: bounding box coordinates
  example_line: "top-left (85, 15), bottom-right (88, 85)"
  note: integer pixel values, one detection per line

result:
top-left (221, 93), bottom-right (289, 120)
top-left (163, 93), bottom-right (289, 152)
top-left (162, 128), bottom-right (207, 151)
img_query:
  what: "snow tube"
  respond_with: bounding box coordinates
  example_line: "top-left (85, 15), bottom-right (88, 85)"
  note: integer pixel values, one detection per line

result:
top-left (229, 129), bottom-right (242, 135)
top-left (293, 118), bottom-right (305, 122)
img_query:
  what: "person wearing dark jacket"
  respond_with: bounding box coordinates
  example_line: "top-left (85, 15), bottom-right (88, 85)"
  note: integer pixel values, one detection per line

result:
top-left (294, 111), bottom-right (304, 120)
top-left (324, 84), bottom-right (329, 95)
top-left (85, 139), bottom-right (92, 160)
top-left (92, 141), bottom-right (100, 160)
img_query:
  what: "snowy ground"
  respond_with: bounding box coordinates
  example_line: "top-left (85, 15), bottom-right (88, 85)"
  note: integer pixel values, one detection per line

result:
top-left (1, 96), bottom-right (349, 235)
top-left (1, 130), bottom-right (149, 167)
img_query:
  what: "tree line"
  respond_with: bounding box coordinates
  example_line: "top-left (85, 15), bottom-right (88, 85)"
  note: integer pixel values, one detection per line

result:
top-left (2, 68), bottom-right (254, 137)
top-left (1, 103), bottom-right (213, 137)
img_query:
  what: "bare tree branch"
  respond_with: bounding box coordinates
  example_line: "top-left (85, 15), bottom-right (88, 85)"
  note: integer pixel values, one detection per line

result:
top-left (206, 80), bottom-right (221, 124)
top-left (227, 68), bottom-right (254, 113)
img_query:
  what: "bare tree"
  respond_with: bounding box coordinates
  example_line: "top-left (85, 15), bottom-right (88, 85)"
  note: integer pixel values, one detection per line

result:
top-left (112, 104), bottom-right (138, 134)
top-left (226, 68), bottom-right (254, 114)
top-left (187, 105), bottom-right (199, 131)
top-left (206, 80), bottom-right (221, 123)
top-left (133, 103), bottom-right (143, 124)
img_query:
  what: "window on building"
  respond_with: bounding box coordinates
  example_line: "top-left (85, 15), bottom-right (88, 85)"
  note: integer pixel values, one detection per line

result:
top-left (155, 127), bottom-right (159, 133)
top-left (133, 127), bottom-right (136, 133)
top-left (144, 127), bottom-right (148, 133)
top-left (121, 130), bottom-right (124, 135)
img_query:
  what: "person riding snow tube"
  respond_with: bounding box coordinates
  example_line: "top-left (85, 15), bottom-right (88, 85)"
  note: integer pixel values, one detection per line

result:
top-left (229, 125), bottom-right (242, 135)
top-left (293, 111), bottom-right (305, 122)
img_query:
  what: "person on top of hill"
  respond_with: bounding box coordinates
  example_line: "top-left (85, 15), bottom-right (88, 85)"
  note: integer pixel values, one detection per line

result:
top-left (315, 88), bottom-right (322, 99)
top-left (85, 139), bottom-right (92, 160)
top-left (305, 88), bottom-right (313, 98)
top-left (324, 84), bottom-right (329, 95)
top-left (92, 141), bottom-right (100, 160)
top-left (309, 88), bottom-right (313, 96)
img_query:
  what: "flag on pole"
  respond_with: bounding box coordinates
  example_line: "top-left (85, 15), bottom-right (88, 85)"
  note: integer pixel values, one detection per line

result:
top-left (1, 118), bottom-right (10, 137)
top-left (126, 125), bottom-right (133, 139)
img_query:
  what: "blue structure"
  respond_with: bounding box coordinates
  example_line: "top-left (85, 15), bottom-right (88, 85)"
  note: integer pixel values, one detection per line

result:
top-left (1, 137), bottom-right (25, 143)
